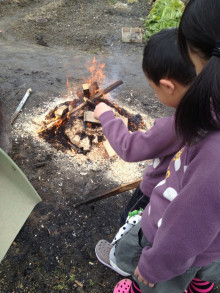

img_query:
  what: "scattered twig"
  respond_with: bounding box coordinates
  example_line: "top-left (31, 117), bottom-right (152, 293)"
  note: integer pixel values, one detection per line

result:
top-left (75, 280), bottom-right (83, 287)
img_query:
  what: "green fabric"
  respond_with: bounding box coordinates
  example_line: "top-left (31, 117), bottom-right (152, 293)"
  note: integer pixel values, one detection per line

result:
top-left (144, 0), bottom-right (185, 40)
top-left (128, 208), bottom-right (143, 219)
top-left (0, 148), bottom-right (42, 262)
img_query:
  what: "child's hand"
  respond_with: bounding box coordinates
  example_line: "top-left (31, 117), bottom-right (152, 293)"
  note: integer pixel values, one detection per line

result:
top-left (94, 102), bottom-right (114, 120)
top-left (134, 266), bottom-right (155, 288)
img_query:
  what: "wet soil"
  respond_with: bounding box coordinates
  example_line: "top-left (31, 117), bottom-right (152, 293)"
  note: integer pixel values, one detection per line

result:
top-left (0, 0), bottom-right (219, 292)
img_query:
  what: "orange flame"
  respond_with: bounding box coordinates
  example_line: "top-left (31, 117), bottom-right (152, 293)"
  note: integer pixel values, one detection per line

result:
top-left (86, 56), bottom-right (106, 86)
top-left (65, 57), bottom-right (106, 99)
top-left (66, 77), bottom-right (74, 97)
top-left (38, 57), bottom-right (108, 134)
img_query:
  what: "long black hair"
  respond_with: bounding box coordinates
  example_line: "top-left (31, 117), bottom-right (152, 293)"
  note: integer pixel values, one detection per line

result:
top-left (142, 28), bottom-right (195, 86)
top-left (176, 0), bottom-right (220, 144)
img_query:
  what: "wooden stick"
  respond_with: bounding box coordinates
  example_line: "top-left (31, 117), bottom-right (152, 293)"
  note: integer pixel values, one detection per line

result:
top-left (68, 79), bottom-right (123, 116)
top-left (91, 79), bottom-right (123, 101)
top-left (40, 80), bottom-right (123, 132)
top-left (74, 178), bottom-right (141, 208)
top-left (11, 88), bottom-right (32, 125)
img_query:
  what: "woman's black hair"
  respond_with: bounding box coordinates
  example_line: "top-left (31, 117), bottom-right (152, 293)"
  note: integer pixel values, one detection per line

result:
top-left (176, 0), bottom-right (220, 144)
top-left (142, 27), bottom-right (195, 86)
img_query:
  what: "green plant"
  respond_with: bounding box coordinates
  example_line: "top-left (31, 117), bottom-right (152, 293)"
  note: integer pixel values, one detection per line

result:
top-left (108, 0), bottom-right (117, 5)
top-left (127, 0), bottom-right (138, 3)
top-left (53, 284), bottom-right (68, 291)
top-left (69, 273), bottom-right (76, 282)
top-left (89, 279), bottom-right (94, 286)
top-left (144, 0), bottom-right (185, 40)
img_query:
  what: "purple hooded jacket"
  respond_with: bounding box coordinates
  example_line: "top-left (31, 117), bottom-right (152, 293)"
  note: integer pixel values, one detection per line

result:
top-left (99, 110), bottom-right (220, 283)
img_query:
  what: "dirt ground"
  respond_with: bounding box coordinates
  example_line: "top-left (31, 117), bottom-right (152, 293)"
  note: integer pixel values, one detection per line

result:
top-left (0, 0), bottom-right (219, 292)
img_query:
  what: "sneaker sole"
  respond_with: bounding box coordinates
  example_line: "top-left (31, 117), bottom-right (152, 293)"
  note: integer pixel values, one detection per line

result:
top-left (95, 246), bottom-right (130, 277)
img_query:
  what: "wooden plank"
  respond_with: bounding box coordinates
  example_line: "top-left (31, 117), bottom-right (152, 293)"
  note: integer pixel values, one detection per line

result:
top-left (55, 105), bottom-right (68, 117)
top-left (122, 27), bottom-right (142, 43)
top-left (84, 111), bottom-right (101, 124)
top-left (103, 140), bottom-right (116, 157)
top-left (82, 83), bottom-right (90, 98)
top-left (91, 79), bottom-right (123, 101)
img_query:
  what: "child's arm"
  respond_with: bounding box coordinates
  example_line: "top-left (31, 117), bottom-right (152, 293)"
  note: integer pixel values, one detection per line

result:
top-left (94, 102), bottom-right (182, 162)
top-left (94, 102), bottom-right (113, 119)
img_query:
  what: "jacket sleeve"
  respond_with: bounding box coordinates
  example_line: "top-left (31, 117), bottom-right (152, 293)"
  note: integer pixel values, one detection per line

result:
top-left (99, 110), bottom-right (182, 162)
top-left (138, 147), bottom-right (220, 284)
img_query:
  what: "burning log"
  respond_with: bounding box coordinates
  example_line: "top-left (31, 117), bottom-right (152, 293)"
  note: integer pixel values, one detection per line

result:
top-left (74, 178), bottom-right (142, 208)
top-left (40, 79), bottom-right (123, 132)
top-left (90, 81), bottom-right (99, 97)
top-left (76, 89), bottom-right (84, 99)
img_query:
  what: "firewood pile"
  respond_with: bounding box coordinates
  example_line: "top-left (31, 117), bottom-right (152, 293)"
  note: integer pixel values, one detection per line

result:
top-left (38, 80), bottom-right (145, 157)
